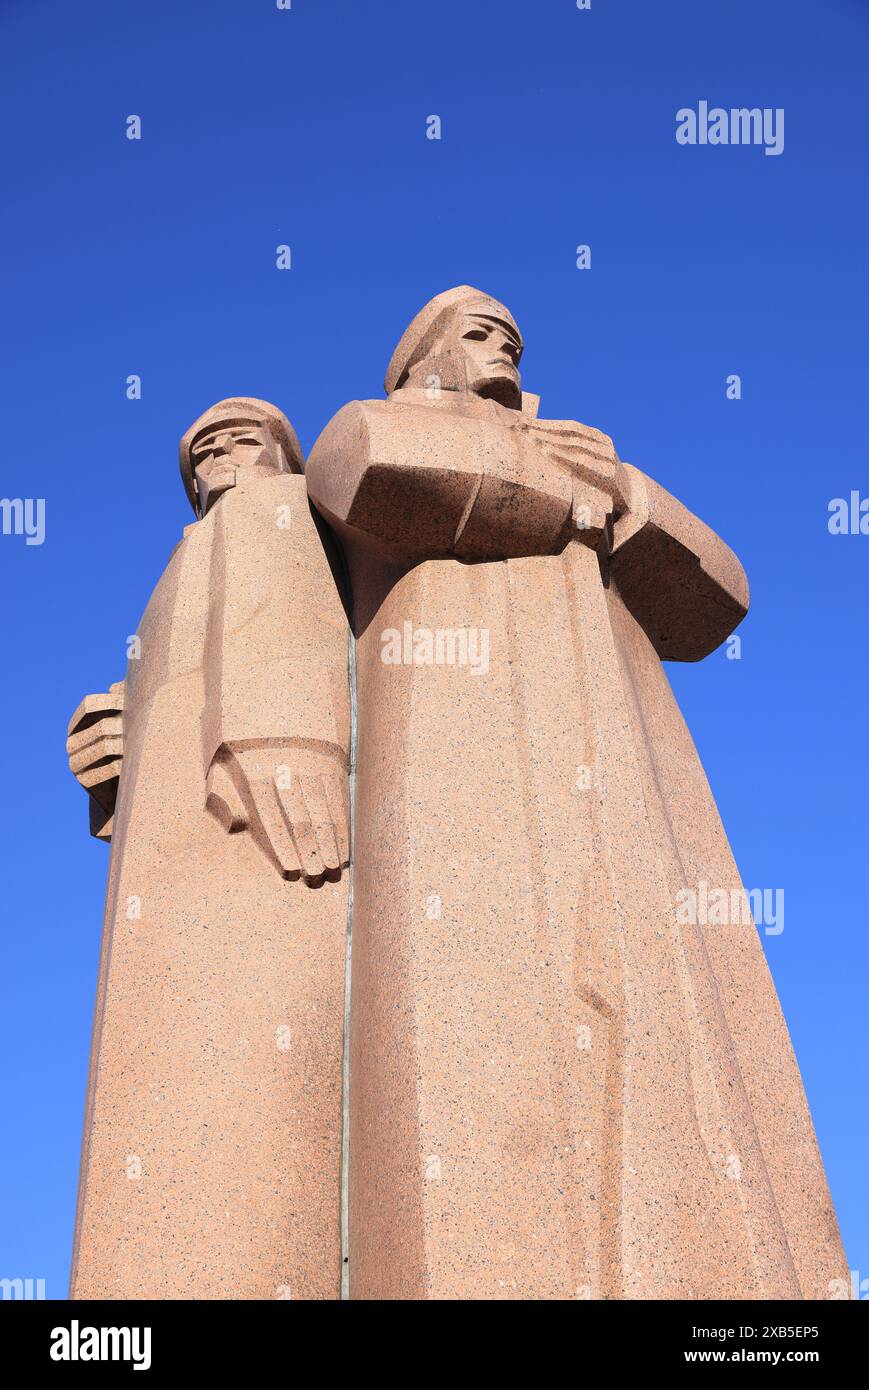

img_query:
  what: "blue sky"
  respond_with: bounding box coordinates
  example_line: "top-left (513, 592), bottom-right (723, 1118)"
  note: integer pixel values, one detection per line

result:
top-left (1, 0), bottom-right (867, 1296)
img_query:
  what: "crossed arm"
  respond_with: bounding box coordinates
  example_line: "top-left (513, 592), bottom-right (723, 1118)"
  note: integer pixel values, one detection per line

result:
top-left (305, 396), bottom-right (748, 661)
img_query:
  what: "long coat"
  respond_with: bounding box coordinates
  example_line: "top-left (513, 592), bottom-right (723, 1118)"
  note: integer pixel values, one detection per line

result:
top-left (70, 474), bottom-right (350, 1299)
top-left (307, 387), bottom-right (847, 1300)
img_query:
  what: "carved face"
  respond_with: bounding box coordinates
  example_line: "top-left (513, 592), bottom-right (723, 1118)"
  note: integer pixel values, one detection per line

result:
top-left (445, 310), bottom-right (523, 408)
top-left (190, 420), bottom-right (285, 515)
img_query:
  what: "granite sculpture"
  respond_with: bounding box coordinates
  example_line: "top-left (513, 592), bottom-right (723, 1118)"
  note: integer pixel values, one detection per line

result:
top-left (69, 296), bottom-right (846, 1300)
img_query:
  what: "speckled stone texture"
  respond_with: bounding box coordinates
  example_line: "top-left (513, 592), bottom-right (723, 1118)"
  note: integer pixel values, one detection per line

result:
top-left (304, 286), bottom-right (847, 1300)
top-left (70, 402), bottom-right (350, 1299)
top-left (69, 303), bottom-right (846, 1301)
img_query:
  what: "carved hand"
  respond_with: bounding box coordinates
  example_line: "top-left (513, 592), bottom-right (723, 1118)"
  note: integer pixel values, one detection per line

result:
top-left (206, 743), bottom-right (350, 884)
top-left (524, 417), bottom-right (631, 534)
top-left (67, 681), bottom-right (125, 840)
top-left (306, 398), bottom-right (635, 565)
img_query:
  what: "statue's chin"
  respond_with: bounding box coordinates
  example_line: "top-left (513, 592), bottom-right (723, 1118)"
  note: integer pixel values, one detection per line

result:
top-left (476, 376), bottom-right (521, 410)
top-left (200, 478), bottom-right (236, 515)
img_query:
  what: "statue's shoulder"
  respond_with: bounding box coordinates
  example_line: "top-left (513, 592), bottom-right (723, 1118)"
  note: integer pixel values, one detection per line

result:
top-left (311, 390), bottom-right (505, 447)
top-left (307, 399), bottom-right (381, 462)
top-left (308, 395), bottom-right (434, 468)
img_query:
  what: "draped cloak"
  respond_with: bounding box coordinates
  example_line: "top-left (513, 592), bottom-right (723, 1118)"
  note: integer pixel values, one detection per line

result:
top-left (70, 474), bottom-right (350, 1299)
top-left (306, 388), bottom-right (847, 1300)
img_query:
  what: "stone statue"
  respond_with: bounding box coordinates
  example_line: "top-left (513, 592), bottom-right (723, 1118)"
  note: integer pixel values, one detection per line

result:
top-left (69, 300), bottom-right (846, 1301)
top-left (68, 398), bottom-right (350, 1299)
top-left (305, 286), bottom-right (847, 1300)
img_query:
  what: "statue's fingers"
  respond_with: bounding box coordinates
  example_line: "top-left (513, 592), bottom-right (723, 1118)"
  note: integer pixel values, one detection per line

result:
top-left (67, 690), bottom-right (124, 739)
top-left (77, 758), bottom-right (122, 791)
top-left (324, 773), bottom-right (350, 867)
top-left (68, 733), bottom-right (124, 777)
top-left (279, 781), bottom-right (323, 881)
top-left (255, 783), bottom-right (302, 878)
top-left (205, 761), bottom-right (248, 834)
top-left (66, 715), bottom-right (123, 762)
top-left (301, 775), bottom-right (340, 872)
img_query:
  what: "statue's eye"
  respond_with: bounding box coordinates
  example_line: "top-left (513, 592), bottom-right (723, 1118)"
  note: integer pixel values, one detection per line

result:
top-left (462, 329), bottom-right (488, 342)
top-left (236, 437), bottom-right (262, 447)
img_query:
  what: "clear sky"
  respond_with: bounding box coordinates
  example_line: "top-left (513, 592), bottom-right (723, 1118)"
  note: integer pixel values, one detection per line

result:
top-left (1, 0), bottom-right (867, 1297)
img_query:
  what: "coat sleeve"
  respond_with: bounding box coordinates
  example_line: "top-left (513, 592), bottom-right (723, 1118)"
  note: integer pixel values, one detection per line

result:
top-left (200, 473), bottom-right (350, 771)
top-left (305, 399), bottom-right (575, 563)
top-left (609, 463), bottom-right (749, 661)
